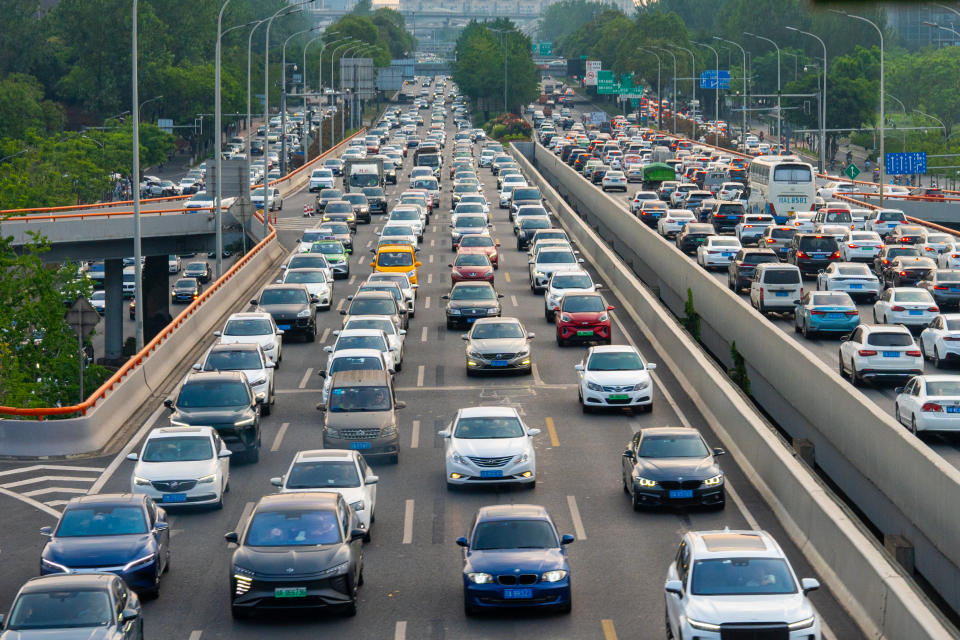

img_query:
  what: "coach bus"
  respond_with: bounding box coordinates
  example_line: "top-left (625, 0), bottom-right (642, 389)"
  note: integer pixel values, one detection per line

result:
top-left (747, 156), bottom-right (816, 224)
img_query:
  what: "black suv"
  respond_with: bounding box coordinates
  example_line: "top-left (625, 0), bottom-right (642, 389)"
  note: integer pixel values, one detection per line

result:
top-left (787, 233), bottom-right (840, 276)
top-left (675, 223), bottom-right (716, 255)
top-left (706, 202), bottom-right (746, 234)
top-left (250, 284), bottom-right (318, 341)
top-left (362, 187), bottom-right (387, 214)
top-left (727, 248), bottom-right (780, 292)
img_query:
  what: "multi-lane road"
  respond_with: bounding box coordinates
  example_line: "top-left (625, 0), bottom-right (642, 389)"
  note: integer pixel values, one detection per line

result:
top-left (0, 107), bottom-right (861, 639)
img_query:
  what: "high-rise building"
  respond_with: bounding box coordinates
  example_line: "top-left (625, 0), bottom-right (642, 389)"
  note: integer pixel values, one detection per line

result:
top-left (885, 3), bottom-right (960, 50)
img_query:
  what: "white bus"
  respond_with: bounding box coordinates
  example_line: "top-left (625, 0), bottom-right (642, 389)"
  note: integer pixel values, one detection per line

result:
top-left (747, 156), bottom-right (816, 224)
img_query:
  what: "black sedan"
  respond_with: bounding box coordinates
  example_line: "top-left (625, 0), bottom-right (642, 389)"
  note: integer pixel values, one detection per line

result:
top-left (170, 277), bottom-right (200, 303)
top-left (226, 492), bottom-right (364, 619)
top-left (620, 426), bottom-right (726, 509)
top-left (675, 223), bottom-right (716, 255)
top-left (443, 282), bottom-right (504, 329)
top-left (183, 261), bottom-right (210, 284)
top-left (251, 284), bottom-right (318, 341)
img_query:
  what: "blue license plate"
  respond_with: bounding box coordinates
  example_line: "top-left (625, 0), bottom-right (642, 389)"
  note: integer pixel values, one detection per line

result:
top-left (722, 253), bottom-right (733, 258)
top-left (948, 407), bottom-right (960, 414)
top-left (350, 442), bottom-right (371, 450)
top-left (503, 588), bottom-right (533, 599)
top-left (162, 493), bottom-right (187, 503)
top-left (849, 284), bottom-right (863, 289)
top-left (491, 360), bottom-right (509, 367)
top-left (909, 310), bottom-right (923, 316)
top-left (883, 351), bottom-right (899, 357)
top-left (669, 489), bottom-right (694, 499)
top-left (812, 253), bottom-right (827, 258)
top-left (726, 215), bottom-right (738, 220)
top-left (277, 324), bottom-right (291, 330)
top-left (827, 313), bottom-right (844, 319)
top-left (952, 288), bottom-right (960, 293)
top-left (481, 470), bottom-right (503, 478)
top-left (779, 247), bottom-right (788, 252)
top-left (678, 221), bottom-right (687, 226)
top-left (467, 317), bottom-right (476, 323)
top-left (775, 291), bottom-right (789, 297)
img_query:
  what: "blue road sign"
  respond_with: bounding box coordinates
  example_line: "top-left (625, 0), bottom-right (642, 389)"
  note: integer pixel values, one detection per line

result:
top-left (699, 70), bottom-right (731, 90)
top-left (885, 152), bottom-right (927, 176)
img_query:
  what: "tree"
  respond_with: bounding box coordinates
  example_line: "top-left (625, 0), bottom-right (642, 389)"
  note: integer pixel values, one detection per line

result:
top-left (541, 0), bottom-right (616, 42)
top-left (0, 74), bottom-right (64, 139)
top-left (372, 9), bottom-right (417, 59)
top-left (351, 0), bottom-right (373, 16)
top-left (888, 45), bottom-right (960, 139)
top-left (453, 21), bottom-right (538, 119)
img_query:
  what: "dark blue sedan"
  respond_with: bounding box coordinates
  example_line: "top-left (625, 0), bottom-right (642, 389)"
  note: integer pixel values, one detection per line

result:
top-left (457, 504), bottom-right (573, 615)
top-left (40, 494), bottom-right (170, 597)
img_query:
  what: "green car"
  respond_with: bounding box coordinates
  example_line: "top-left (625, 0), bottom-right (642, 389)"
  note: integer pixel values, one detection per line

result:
top-left (310, 239), bottom-right (351, 279)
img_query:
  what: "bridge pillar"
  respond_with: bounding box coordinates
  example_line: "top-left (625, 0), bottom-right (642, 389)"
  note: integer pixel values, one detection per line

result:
top-left (142, 255), bottom-right (172, 343)
top-left (103, 259), bottom-right (125, 363)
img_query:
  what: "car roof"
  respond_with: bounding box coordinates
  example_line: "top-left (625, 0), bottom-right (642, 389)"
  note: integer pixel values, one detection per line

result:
top-left (477, 504), bottom-right (550, 521)
top-left (209, 342), bottom-right (260, 353)
top-left (329, 369), bottom-right (391, 386)
top-left (20, 573), bottom-right (117, 593)
top-left (227, 312), bottom-right (272, 321)
top-left (256, 491), bottom-right (340, 510)
top-left (147, 426), bottom-right (216, 439)
top-left (688, 530), bottom-right (780, 558)
top-left (294, 449), bottom-right (357, 462)
top-left (184, 370), bottom-right (248, 383)
top-left (64, 493), bottom-right (145, 508)
top-left (862, 323), bottom-right (912, 333)
top-left (639, 425), bottom-right (701, 438)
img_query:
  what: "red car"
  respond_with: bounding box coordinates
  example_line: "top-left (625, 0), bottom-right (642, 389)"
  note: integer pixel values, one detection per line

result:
top-left (555, 292), bottom-right (613, 346)
top-left (457, 234), bottom-right (500, 269)
top-left (450, 253), bottom-right (494, 285)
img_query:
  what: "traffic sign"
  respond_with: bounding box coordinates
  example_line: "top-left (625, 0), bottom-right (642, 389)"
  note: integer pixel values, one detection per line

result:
top-left (885, 152), bottom-right (927, 175)
top-left (585, 60), bottom-right (601, 86)
top-left (844, 163), bottom-right (861, 180)
top-left (597, 70), bottom-right (617, 94)
top-left (66, 298), bottom-right (100, 341)
top-left (539, 41), bottom-right (553, 56)
top-left (621, 72), bottom-right (635, 87)
top-left (618, 85), bottom-right (644, 98)
top-left (699, 70), bottom-right (731, 89)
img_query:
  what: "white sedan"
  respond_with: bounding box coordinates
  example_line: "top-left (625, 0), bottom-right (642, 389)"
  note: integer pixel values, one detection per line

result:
top-left (921, 232), bottom-right (955, 256)
top-left (697, 236), bottom-right (742, 269)
top-left (280, 268), bottom-right (332, 310)
top-left (895, 375), bottom-right (960, 433)
top-left (873, 288), bottom-right (939, 327)
top-left (195, 343), bottom-right (276, 414)
top-left (735, 214), bottom-right (775, 245)
top-left (340, 315), bottom-right (406, 369)
top-left (839, 230), bottom-right (883, 262)
top-left (919, 314), bottom-right (960, 368)
top-left (657, 209), bottom-right (697, 238)
top-left (215, 312), bottom-right (282, 366)
top-left (438, 407), bottom-right (539, 488)
top-left (601, 170), bottom-right (628, 192)
top-left (575, 344), bottom-right (656, 413)
top-left (129, 426), bottom-right (231, 509)
top-left (816, 262), bottom-right (880, 301)
top-left (544, 270), bottom-right (598, 322)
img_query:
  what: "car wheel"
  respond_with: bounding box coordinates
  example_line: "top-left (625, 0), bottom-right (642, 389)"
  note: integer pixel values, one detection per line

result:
top-left (794, 316), bottom-right (802, 333)
top-left (389, 453), bottom-right (399, 465)
top-left (665, 608), bottom-right (676, 640)
top-left (895, 404), bottom-right (902, 425)
top-left (557, 598), bottom-right (572, 614)
top-left (631, 490), bottom-right (642, 512)
top-left (935, 347), bottom-right (944, 369)
top-left (214, 494), bottom-right (223, 510)
top-left (246, 447), bottom-right (260, 464)
top-left (261, 401), bottom-right (271, 417)
top-left (872, 309), bottom-right (879, 323)
top-left (850, 363), bottom-right (863, 387)
top-left (802, 319), bottom-right (814, 339)
top-left (545, 309), bottom-right (554, 322)
top-left (343, 596), bottom-right (358, 617)
top-left (911, 415), bottom-right (919, 435)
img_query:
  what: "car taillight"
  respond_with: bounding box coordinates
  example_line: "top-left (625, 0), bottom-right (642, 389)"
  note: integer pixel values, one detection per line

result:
top-left (845, 311), bottom-right (859, 316)
top-left (848, 243), bottom-right (858, 249)
top-left (811, 310), bottom-right (826, 316)
top-left (935, 285), bottom-right (949, 290)
top-left (797, 250), bottom-right (809, 259)
top-left (830, 251), bottom-right (840, 259)
top-left (858, 349), bottom-right (878, 356)
top-left (891, 306), bottom-right (906, 311)
top-left (899, 271), bottom-right (907, 277)
top-left (945, 336), bottom-right (960, 341)
top-left (882, 259), bottom-right (890, 265)
top-left (922, 402), bottom-right (944, 412)
top-left (766, 238), bottom-right (776, 244)
top-left (926, 247), bottom-right (936, 252)
top-left (928, 307), bottom-right (940, 312)
top-left (907, 350), bottom-right (923, 357)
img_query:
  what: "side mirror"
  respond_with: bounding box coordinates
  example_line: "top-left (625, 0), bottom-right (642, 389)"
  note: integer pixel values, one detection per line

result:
top-left (191, 363), bottom-right (202, 371)
top-left (461, 334), bottom-right (469, 340)
top-left (574, 363), bottom-right (584, 372)
top-left (40, 526), bottom-right (53, 537)
top-left (316, 403), bottom-right (327, 412)
top-left (527, 428), bottom-right (541, 436)
top-left (801, 578), bottom-right (820, 594)
top-left (441, 294), bottom-right (450, 300)
top-left (437, 429), bottom-right (451, 438)
top-left (455, 536), bottom-right (469, 547)
top-left (163, 399), bottom-right (174, 410)
top-left (324, 346), bottom-right (333, 352)
top-left (311, 295), bottom-right (321, 303)
top-left (126, 452), bottom-right (139, 461)
top-left (365, 475), bottom-right (380, 485)
top-left (121, 608), bottom-right (140, 622)
top-left (527, 332), bottom-right (535, 339)
top-left (270, 477), bottom-right (283, 487)
top-left (561, 534), bottom-right (575, 545)
top-left (213, 330), bottom-right (222, 337)
top-left (498, 294), bottom-right (505, 298)
top-left (340, 310), bottom-right (347, 315)
top-left (219, 449), bottom-right (232, 458)
top-left (895, 386), bottom-right (905, 394)
top-left (646, 363), bottom-right (657, 370)
top-left (395, 401), bottom-right (407, 409)
top-left (622, 448), bottom-right (635, 459)
top-left (265, 360), bottom-right (276, 369)
top-left (224, 531), bottom-right (239, 543)
top-left (277, 329), bottom-right (284, 336)
top-left (249, 298), bottom-right (258, 306)
top-left (665, 579), bottom-right (684, 597)
top-left (154, 521), bottom-right (169, 532)
top-left (713, 447), bottom-right (726, 457)
top-left (840, 334), bottom-right (850, 342)
top-left (350, 528), bottom-right (366, 542)
top-left (607, 305), bottom-right (615, 311)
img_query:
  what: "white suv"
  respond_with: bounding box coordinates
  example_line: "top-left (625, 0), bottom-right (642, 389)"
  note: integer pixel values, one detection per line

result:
top-left (839, 323), bottom-right (923, 386)
top-left (665, 530), bottom-right (822, 640)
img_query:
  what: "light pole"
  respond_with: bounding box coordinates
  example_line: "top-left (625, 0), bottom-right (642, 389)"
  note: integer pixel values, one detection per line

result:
top-left (246, 19), bottom-right (267, 159)
top-left (131, 0), bottom-right (144, 350)
top-left (693, 41), bottom-right (720, 146)
top-left (489, 28), bottom-right (510, 114)
top-left (651, 47), bottom-right (677, 133)
top-left (213, 0), bottom-right (233, 280)
top-left (330, 39), bottom-right (358, 148)
top-left (282, 27), bottom-right (321, 177)
top-left (670, 44), bottom-right (697, 140)
top-left (744, 32), bottom-right (781, 150)
top-left (714, 37), bottom-right (747, 148)
top-left (303, 31), bottom-right (338, 163)
top-left (832, 10), bottom-right (884, 203)
top-left (314, 36), bottom-right (349, 156)
top-left (914, 109), bottom-right (947, 143)
top-left (138, 95), bottom-right (163, 122)
top-left (339, 43), bottom-right (366, 139)
top-left (924, 20), bottom-right (960, 45)
top-left (640, 49), bottom-right (662, 131)
top-left (786, 26), bottom-right (827, 173)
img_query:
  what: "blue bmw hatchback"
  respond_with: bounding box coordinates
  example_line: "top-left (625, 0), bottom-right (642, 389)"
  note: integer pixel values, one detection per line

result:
top-left (457, 504), bottom-right (573, 615)
top-left (39, 494), bottom-right (170, 597)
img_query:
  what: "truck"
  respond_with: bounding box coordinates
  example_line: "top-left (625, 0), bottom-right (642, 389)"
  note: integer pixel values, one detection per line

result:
top-left (342, 158), bottom-right (384, 193)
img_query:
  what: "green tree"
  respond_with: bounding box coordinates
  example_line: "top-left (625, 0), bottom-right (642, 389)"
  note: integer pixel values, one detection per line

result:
top-left (0, 74), bottom-right (65, 139)
top-left (372, 9), bottom-right (417, 59)
top-left (453, 20), bottom-right (538, 119)
top-left (888, 45), bottom-right (960, 139)
top-left (540, 0), bottom-right (616, 42)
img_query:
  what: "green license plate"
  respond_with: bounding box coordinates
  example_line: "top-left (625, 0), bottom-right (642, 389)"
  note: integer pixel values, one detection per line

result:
top-left (609, 394), bottom-right (629, 400)
top-left (275, 587), bottom-right (307, 598)
top-left (576, 330), bottom-right (593, 336)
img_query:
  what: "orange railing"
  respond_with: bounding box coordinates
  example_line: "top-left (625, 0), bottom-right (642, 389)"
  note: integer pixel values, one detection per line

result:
top-left (2, 207), bottom-right (216, 222)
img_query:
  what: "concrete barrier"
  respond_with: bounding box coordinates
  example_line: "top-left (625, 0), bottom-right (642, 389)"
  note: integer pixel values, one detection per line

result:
top-left (512, 142), bottom-right (958, 638)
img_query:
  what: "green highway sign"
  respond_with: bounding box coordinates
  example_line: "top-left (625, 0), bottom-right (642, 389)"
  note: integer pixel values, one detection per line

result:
top-left (597, 70), bottom-right (617, 94)
top-left (539, 41), bottom-right (553, 56)
top-left (621, 73), bottom-right (634, 87)
top-left (619, 85), bottom-right (644, 98)
top-left (844, 163), bottom-right (861, 180)
top-left (631, 98), bottom-right (640, 108)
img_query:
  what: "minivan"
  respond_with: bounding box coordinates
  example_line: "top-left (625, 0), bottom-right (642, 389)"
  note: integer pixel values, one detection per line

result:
top-left (318, 370), bottom-right (404, 464)
top-left (750, 264), bottom-right (803, 314)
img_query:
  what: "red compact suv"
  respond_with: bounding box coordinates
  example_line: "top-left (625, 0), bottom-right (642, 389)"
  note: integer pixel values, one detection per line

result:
top-left (555, 292), bottom-right (613, 346)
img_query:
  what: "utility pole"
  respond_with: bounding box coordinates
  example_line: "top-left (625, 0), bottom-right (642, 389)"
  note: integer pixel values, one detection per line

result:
top-left (131, 0), bottom-right (143, 350)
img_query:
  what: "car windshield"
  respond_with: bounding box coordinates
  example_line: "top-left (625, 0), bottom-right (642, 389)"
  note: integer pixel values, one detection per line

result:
top-left (472, 519), bottom-right (557, 550)
top-left (587, 351), bottom-right (643, 371)
top-left (744, 254), bottom-right (778, 264)
top-left (246, 509), bottom-right (341, 546)
top-left (454, 416), bottom-right (524, 438)
top-left (391, 211), bottom-right (418, 220)
top-left (344, 195), bottom-right (366, 205)
top-left (455, 254), bottom-right (490, 267)
top-left (302, 231), bottom-right (325, 243)
top-left (312, 243), bottom-right (342, 255)
top-left (286, 270), bottom-right (327, 284)
top-left (837, 265), bottom-right (871, 275)
top-left (692, 557), bottom-right (796, 595)
top-left (514, 188), bottom-right (540, 200)
top-left (326, 203), bottom-right (353, 214)
top-left (330, 356), bottom-right (383, 374)
top-left (893, 291), bottom-right (932, 303)
top-left (798, 237), bottom-right (837, 251)
top-left (456, 217), bottom-right (486, 228)
top-left (57, 505), bottom-right (148, 537)
top-left (323, 223), bottom-right (350, 235)
top-left (711, 238), bottom-right (740, 247)
top-left (770, 229), bottom-right (795, 239)
top-left (224, 318), bottom-right (272, 336)
top-left (451, 286), bottom-right (495, 301)
top-left (562, 295), bottom-right (605, 312)
top-left (824, 212), bottom-right (851, 222)
top-left (174, 280), bottom-right (196, 290)
top-left (352, 298), bottom-right (398, 315)
top-left (867, 333), bottom-right (914, 347)
top-left (460, 236), bottom-right (494, 247)
top-left (320, 190), bottom-right (342, 199)
top-left (539, 251), bottom-right (577, 264)
top-left (552, 274), bottom-right (593, 290)
top-left (383, 226), bottom-right (414, 236)
top-left (763, 269), bottom-right (800, 284)
top-left (142, 436), bottom-right (213, 462)
top-left (329, 385), bottom-right (392, 412)
top-left (185, 263), bottom-right (206, 272)
top-left (455, 204), bottom-right (484, 214)
top-left (378, 251), bottom-right (414, 267)
top-left (471, 323), bottom-right (524, 339)
top-left (888, 248), bottom-right (920, 259)
top-left (522, 219), bottom-right (551, 229)
top-left (260, 289), bottom-right (308, 305)
top-left (638, 435), bottom-right (709, 458)
top-left (336, 336), bottom-right (386, 352)
top-left (286, 461), bottom-right (361, 489)
top-left (204, 349), bottom-right (262, 371)
top-left (177, 380), bottom-right (249, 408)
top-left (7, 590), bottom-right (113, 630)
top-left (811, 294), bottom-right (851, 306)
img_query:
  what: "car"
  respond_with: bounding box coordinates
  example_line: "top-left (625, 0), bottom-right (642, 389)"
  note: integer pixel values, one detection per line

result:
top-left (170, 277), bottom-right (200, 303)
top-left (168, 255), bottom-right (181, 273)
top-left (705, 201), bottom-right (746, 234)
top-left (727, 248), bottom-right (779, 292)
top-left (921, 232), bottom-right (954, 256)
top-left (528, 246), bottom-right (584, 293)
top-left (280, 268), bottom-right (333, 310)
top-left (816, 262), bottom-right (880, 302)
top-left (226, 492), bottom-right (365, 618)
top-left (309, 168), bottom-right (335, 192)
top-left (343, 192), bottom-right (371, 224)
top-left (621, 426), bottom-right (724, 509)
top-left (793, 291), bottom-right (859, 338)
top-left (575, 344), bottom-right (656, 412)
top-left (735, 214), bottom-right (775, 246)
top-left (322, 201), bottom-right (357, 230)
top-left (864, 208), bottom-right (908, 237)
top-left (817, 180), bottom-right (859, 199)
top-left (341, 315), bottom-right (406, 369)
top-left (271, 450), bottom-right (378, 540)
top-left (873, 245), bottom-right (920, 278)
top-left (310, 239), bottom-right (351, 279)
top-left (40, 494), bottom-right (170, 597)
top-left (839, 230), bottom-right (883, 262)
top-left (316, 188), bottom-right (344, 211)
top-left (882, 256), bottom-right (938, 289)
top-left (749, 263), bottom-right (803, 314)
top-left (317, 370), bottom-right (404, 463)
top-left (440, 405), bottom-right (539, 489)
top-left (319, 346), bottom-right (392, 403)
top-left (462, 317), bottom-right (534, 375)
top-left (450, 253), bottom-right (494, 285)
top-left (896, 375), bottom-right (960, 434)
top-left (196, 341), bottom-right (275, 413)
top-left (127, 425), bottom-right (232, 508)
top-left (342, 289), bottom-right (406, 330)
top-left (215, 312), bottom-right (282, 365)
top-left (457, 234), bottom-right (500, 269)
top-left (665, 530), bottom-right (822, 640)
top-left (370, 244), bottom-right (421, 284)
top-left (250, 284), bottom-right (318, 341)
top-left (387, 207), bottom-right (425, 240)
top-left (788, 212), bottom-right (817, 234)
top-left (917, 269), bottom-right (960, 309)
top-left (380, 223), bottom-right (419, 248)
top-left (457, 504), bottom-right (573, 615)
top-left (367, 272), bottom-right (417, 315)
top-left (696, 236), bottom-right (742, 270)
top-left (873, 287), bottom-right (939, 329)
top-left (184, 190), bottom-right (215, 211)
top-left (183, 261), bottom-right (210, 284)
top-left (675, 223), bottom-right (716, 255)
top-left (919, 313), bottom-right (960, 368)
top-left (443, 282), bottom-right (504, 329)
top-left (787, 233), bottom-right (841, 277)
top-left (543, 271), bottom-right (597, 322)
top-left (657, 209), bottom-right (697, 238)
top-left (450, 214), bottom-right (490, 249)
top-left (637, 200), bottom-right (669, 227)
top-left (555, 292), bottom-right (613, 346)
top-left (887, 224), bottom-right (928, 246)
top-left (0, 574), bottom-right (144, 639)
top-left (601, 170), bottom-right (627, 191)
top-left (631, 190), bottom-right (660, 213)
top-left (516, 216), bottom-right (553, 250)
top-left (325, 327), bottom-right (396, 373)
top-left (839, 323), bottom-right (924, 386)
top-left (251, 187), bottom-right (283, 211)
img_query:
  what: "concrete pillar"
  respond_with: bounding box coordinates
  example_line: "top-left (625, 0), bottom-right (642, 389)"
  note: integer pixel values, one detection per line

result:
top-left (142, 255), bottom-right (172, 343)
top-left (103, 258), bottom-right (124, 362)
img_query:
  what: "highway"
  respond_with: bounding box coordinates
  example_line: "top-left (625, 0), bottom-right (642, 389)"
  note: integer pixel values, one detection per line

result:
top-left (0, 104), bottom-right (861, 638)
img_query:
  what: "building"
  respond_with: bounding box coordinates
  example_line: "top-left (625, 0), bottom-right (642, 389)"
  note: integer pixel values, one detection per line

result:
top-left (885, 3), bottom-right (960, 50)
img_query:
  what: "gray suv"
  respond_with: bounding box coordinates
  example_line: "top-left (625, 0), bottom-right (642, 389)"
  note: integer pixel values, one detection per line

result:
top-left (318, 370), bottom-right (405, 464)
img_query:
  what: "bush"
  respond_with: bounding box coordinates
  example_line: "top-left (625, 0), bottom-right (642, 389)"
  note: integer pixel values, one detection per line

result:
top-left (484, 113), bottom-right (532, 141)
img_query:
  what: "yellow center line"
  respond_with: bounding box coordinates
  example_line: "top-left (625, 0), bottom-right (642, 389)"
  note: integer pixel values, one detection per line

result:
top-left (545, 417), bottom-right (560, 447)
top-left (504, 271), bottom-right (511, 283)
top-left (601, 619), bottom-right (618, 640)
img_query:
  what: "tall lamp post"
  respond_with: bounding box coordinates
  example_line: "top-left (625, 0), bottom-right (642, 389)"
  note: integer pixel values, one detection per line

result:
top-left (339, 43), bottom-right (367, 139)
top-left (652, 47), bottom-right (677, 133)
top-left (669, 45), bottom-right (697, 140)
top-left (914, 109), bottom-right (947, 143)
top-left (693, 41), bottom-right (720, 146)
top-left (714, 37), bottom-right (747, 149)
top-left (639, 49), bottom-right (661, 131)
top-left (282, 27), bottom-right (321, 177)
top-left (213, 0), bottom-right (234, 279)
top-left (744, 32), bottom-right (781, 150)
top-left (330, 39), bottom-right (358, 148)
top-left (302, 31), bottom-right (339, 163)
top-left (786, 26), bottom-right (827, 173)
top-left (313, 36), bottom-right (349, 157)
top-left (131, 0), bottom-right (143, 349)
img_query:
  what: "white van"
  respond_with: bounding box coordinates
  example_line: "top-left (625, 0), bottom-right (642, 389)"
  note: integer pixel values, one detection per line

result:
top-left (749, 263), bottom-right (803, 314)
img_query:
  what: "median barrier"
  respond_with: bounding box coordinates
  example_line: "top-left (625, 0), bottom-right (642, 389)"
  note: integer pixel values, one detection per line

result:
top-left (511, 141), bottom-right (958, 638)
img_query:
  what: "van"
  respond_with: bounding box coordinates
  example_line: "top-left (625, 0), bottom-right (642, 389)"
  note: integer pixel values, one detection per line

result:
top-left (319, 370), bottom-right (404, 464)
top-left (371, 244), bottom-right (422, 284)
top-left (703, 171), bottom-right (728, 195)
top-left (750, 264), bottom-right (803, 314)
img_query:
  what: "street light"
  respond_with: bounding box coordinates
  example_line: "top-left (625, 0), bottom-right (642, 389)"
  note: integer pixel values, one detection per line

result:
top-left (314, 36), bottom-right (350, 156)
top-left (914, 109), bottom-right (947, 143)
top-left (131, 0), bottom-right (144, 350)
top-left (138, 95), bottom-right (163, 121)
top-left (831, 10), bottom-right (884, 204)
top-left (302, 31), bottom-right (339, 163)
top-left (329, 39), bottom-right (357, 148)
top-left (213, 0), bottom-right (234, 280)
top-left (923, 20), bottom-right (960, 44)
top-left (282, 27), bottom-right (322, 176)
top-left (669, 45), bottom-right (697, 140)
top-left (693, 41), bottom-right (720, 146)
top-left (744, 32), bottom-right (781, 150)
top-left (714, 37), bottom-right (747, 149)
top-left (652, 47), bottom-right (678, 133)
top-left (246, 19), bottom-right (266, 159)
top-left (786, 26), bottom-right (827, 173)
top-left (339, 43), bottom-right (367, 139)
top-left (639, 48), bottom-right (661, 131)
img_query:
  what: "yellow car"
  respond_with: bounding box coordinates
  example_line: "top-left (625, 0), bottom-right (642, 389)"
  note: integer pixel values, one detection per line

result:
top-left (370, 244), bottom-right (422, 284)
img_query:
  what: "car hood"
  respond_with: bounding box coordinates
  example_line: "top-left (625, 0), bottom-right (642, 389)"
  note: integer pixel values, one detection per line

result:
top-left (45, 533), bottom-right (154, 567)
top-left (684, 592), bottom-right (813, 625)
top-left (454, 266), bottom-right (493, 275)
top-left (172, 407), bottom-right (251, 425)
top-left (534, 263), bottom-right (580, 275)
top-left (134, 458), bottom-right (218, 481)
top-left (448, 299), bottom-right (499, 310)
top-left (325, 410), bottom-right (394, 429)
top-left (583, 369), bottom-right (648, 385)
top-left (281, 486), bottom-right (365, 506)
top-left (233, 544), bottom-right (349, 576)
top-left (468, 337), bottom-right (528, 354)
top-left (634, 456), bottom-right (717, 480)
top-left (451, 436), bottom-right (528, 458)
top-left (0, 628), bottom-right (119, 640)
top-left (258, 303), bottom-right (309, 318)
top-left (219, 334), bottom-right (275, 350)
top-left (465, 548), bottom-right (566, 574)
top-left (560, 311), bottom-right (605, 322)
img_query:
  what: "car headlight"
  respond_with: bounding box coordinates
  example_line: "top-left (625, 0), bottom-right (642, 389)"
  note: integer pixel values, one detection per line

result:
top-left (688, 619), bottom-right (722, 632)
top-left (122, 553), bottom-right (156, 572)
top-left (318, 561), bottom-right (350, 577)
top-left (541, 570), bottom-right (568, 583)
top-left (586, 381), bottom-right (603, 392)
top-left (788, 615), bottom-right (816, 631)
top-left (42, 558), bottom-right (70, 572)
top-left (350, 500), bottom-right (365, 512)
top-left (598, 313), bottom-right (609, 322)
top-left (448, 308), bottom-right (461, 315)
top-left (325, 426), bottom-right (340, 438)
top-left (246, 375), bottom-right (267, 387)
top-left (467, 572), bottom-right (494, 584)
top-left (133, 476), bottom-right (152, 486)
top-left (535, 271), bottom-right (546, 278)
top-left (297, 308), bottom-right (312, 318)
top-left (468, 350), bottom-right (483, 358)
top-left (197, 474), bottom-right (216, 484)
top-left (234, 416), bottom-right (256, 427)
top-left (407, 270), bottom-right (417, 278)
top-left (381, 424), bottom-right (398, 437)
top-left (452, 452), bottom-right (466, 464)
top-left (632, 380), bottom-right (650, 391)
top-left (516, 349), bottom-right (530, 358)
top-left (703, 473), bottom-right (723, 487)
top-left (634, 475), bottom-right (658, 487)
top-left (560, 314), bottom-right (572, 323)
top-left (514, 453), bottom-right (528, 463)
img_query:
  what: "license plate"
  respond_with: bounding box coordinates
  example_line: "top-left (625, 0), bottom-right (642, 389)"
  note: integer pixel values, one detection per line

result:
top-left (952, 288), bottom-right (960, 293)
top-left (813, 253), bottom-right (826, 258)
top-left (491, 360), bottom-right (509, 367)
top-left (350, 442), bottom-right (372, 450)
top-left (909, 310), bottom-right (923, 316)
top-left (576, 330), bottom-right (594, 336)
top-left (849, 284), bottom-right (863, 289)
top-left (775, 291), bottom-right (789, 297)
top-left (827, 313), bottom-right (844, 319)
top-left (883, 351), bottom-right (899, 357)
top-left (609, 394), bottom-right (629, 400)
top-left (721, 253), bottom-right (733, 258)
top-left (695, 238), bottom-right (705, 243)
top-left (726, 215), bottom-right (737, 220)
top-left (948, 407), bottom-right (960, 414)
top-left (162, 493), bottom-right (187, 503)
top-left (481, 470), bottom-right (503, 478)
top-left (503, 588), bottom-right (533, 599)
top-left (275, 587), bottom-right (307, 598)
top-left (669, 489), bottom-right (694, 499)
top-left (467, 317), bottom-right (476, 323)
top-left (779, 247), bottom-right (788, 252)
top-left (277, 324), bottom-right (291, 330)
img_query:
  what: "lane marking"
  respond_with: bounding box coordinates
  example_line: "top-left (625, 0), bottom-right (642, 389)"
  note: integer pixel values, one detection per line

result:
top-left (601, 619), bottom-right (618, 640)
top-left (0, 465), bottom-right (105, 478)
top-left (566, 495), bottom-right (587, 540)
top-left (531, 364), bottom-right (545, 386)
top-left (428, 254), bottom-right (435, 263)
top-left (320, 328), bottom-right (330, 343)
top-left (271, 422), bottom-right (290, 452)
top-left (394, 621), bottom-right (407, 640)
top-left (22, 486), bottom-right (90, 498)
top-left (430, 238), bottom-right (436, 247)
top-left (89, 403), bottom-right (166, 495)
top-left (411, 420), bottom-right (420, 449)
top-left (1, 475), bottom-right (99, 489)
top-left (348, 275), bottom-right (356, 285)
top-left (510, 294), bottom-right (519, 307)
top-left (276, 382), bottom-right (579, 394)
top-left (336, 298), bottom-right (346, 311)
top-left (189, 632), bottom-right (203, 640)
top-left (298, 368), bottom-right (313, 389)
top-left (504, 271), bottom-right (511, 283)
top-left (424, 296), bottom-right (431, 309)
top-left (545, 416), bottom-right (560, 447)
top-left (402, 499), bottom-right (414, 544)
top-left (0, 486), bottom-right (62, 518)
top-left (427, 273), bottom-right (433, 284)
top-left (366, 239), bottom-right (373, 248)
top-left (421, 326), bottom-right (428, 342)
top-left (416, 365), bottom-right (425, 387)
top-left (230, 501), bottom-right (256, 547)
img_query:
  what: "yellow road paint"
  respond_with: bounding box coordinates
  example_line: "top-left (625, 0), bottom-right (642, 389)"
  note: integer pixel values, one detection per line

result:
top-left (545, 417), bottom-right (560, 447)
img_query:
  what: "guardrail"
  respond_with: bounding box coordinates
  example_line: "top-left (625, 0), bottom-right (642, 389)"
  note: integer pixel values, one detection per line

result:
top-left (526, 139), bottom-right (960, 631)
